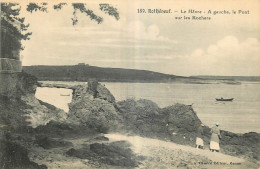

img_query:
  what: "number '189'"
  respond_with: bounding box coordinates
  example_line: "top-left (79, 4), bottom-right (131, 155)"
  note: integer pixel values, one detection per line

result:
top-left (137, 9), bottom-right (146, 13)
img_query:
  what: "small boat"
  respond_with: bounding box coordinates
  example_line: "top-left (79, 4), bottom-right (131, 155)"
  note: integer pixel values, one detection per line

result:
top-left (60, 94), bottom-right (70, 96)
top-left (216, 98), bottom-right (234, 101)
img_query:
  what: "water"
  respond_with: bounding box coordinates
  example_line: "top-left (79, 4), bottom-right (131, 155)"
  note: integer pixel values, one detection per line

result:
top-left (35, 87), bottom-right (72, 112)
top-left (35, 82), bottom-right (260, 133)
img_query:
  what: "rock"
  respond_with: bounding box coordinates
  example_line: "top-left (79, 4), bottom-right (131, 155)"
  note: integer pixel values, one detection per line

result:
top-left (91, 136), bottom-right (109, 141)
top-left (21, 94), bottom-right (67, 127)
top-left (116, 99), bottom-right (203, 142)
top-left (0, 71), bottom-right (38, 98)
top-left (0, 95), bottom-right (29, 127)
top-left (0, 133), bottom-right (47, 169)
top-left (66, 147), bottom-right (93, 159)
top-left (109, 140), bottom-right (132, 148)
top-left (87, 79), bottom-right (115, 103)
top-left (116, 99), bottom-right (166, 137)
top-left (220, 131), bottom-right (260, 160)
top-left (34, 121), bottom-right (98, 138)
top-left (0, 72), bottom-right (67, 128)
top-left (67, 82), bottom-right (119, 133)
top-left (16, 71), bottom-right (39, 95)
top-left (39, 82), bottom-right (77, 90)
top-left (86, 79), bottom-right (99, 98)
top-left (35, 135), bottom-right (73, 149)
top-left (162, 103), bottom-right (202, 134)
top-left (67, 141), bottom-right (139, 167)
top-left (2, 72), bottom-right (259, 164)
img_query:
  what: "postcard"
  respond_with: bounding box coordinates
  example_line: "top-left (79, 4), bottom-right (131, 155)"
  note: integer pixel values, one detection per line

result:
top-left (1, 0), bottom-right (259, 168)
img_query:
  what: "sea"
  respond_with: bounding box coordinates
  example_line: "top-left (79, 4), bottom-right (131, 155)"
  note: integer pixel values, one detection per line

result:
top-left (35, 81), bottom-right (260, 134)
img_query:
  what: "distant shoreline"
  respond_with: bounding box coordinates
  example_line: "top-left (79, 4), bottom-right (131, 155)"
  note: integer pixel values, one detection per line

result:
top-left (23, 65), bottom-right (260, 84)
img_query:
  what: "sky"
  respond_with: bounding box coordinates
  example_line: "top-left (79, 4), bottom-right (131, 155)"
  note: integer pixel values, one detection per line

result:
top-left (9, 0), bottom-right (260, 76)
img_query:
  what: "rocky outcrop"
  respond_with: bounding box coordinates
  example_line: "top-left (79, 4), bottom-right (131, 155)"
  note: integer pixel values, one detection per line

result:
top-left (116, 99), bottom-right (167, 138)
top-left (116, 98), bottom-right (259, 160)
top-left (67, 80), bottom-right (119, 133)
top-left (0, 72), bottom-right (67, 168)
top-left (1, 74), bottom-right (259, 166)
top-left (16, 71), bottom-right (39, 96)
top-left (0, 72), bottom-right (66, 127)
top-left (21, 93), bottom-right (67, 127)
top-left (162, 104), bottom-right (202, 133)
top-left (0, 71), bottom-right (38, 98)
top-left (116, 99), bottom-right (204, 141)
top-left (39, 82), bottom-right (77, 90)
top-left (161, 103), bottom-right (211, 145)
top-left (220, 131), bottom-right (260, 160)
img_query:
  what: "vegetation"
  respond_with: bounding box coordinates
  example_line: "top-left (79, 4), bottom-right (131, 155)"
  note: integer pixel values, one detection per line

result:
top-left (1, 3), bottom-right (31, 59)
top-left (1, 2), bottom-right (119, 59)
top-left (23, 65), bottom-right (183, 82)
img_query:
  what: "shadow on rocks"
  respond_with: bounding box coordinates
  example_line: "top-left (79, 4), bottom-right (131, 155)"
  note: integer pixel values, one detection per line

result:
top-left (35, 135), bottom-right (73, 149)
top-left (0, 132), bottom-right (47, 169)
top-left (66, 141), bottom-right (141, 167)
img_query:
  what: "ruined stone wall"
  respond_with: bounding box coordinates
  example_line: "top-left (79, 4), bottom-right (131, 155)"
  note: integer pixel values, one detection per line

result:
top-left (0, 58), bottom-right (22, 72)
top-left (0, 58), bottom-right (22, 97)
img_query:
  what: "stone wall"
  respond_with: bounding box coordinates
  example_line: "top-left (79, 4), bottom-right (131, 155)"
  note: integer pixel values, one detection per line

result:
top-left (0, 58), bottom-right (22, 72)
top-left (0, 58), bottom-right (22, 97)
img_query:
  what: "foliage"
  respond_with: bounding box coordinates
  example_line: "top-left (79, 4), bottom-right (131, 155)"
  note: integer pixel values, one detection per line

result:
top-left (24, 2), bottom-right (119, 25)
top-left (72, 3), bottom-right (103, 25)
top-left (53, 3), bottom-right (67, 11)
top-left (100, 4), bottom-right (120, 20)
top-left (1, 2), bottom-right (120, 59)
top-left (1, 3), bottom-right (31, 59)
top-left (26, 3), bottom-right (48, 13)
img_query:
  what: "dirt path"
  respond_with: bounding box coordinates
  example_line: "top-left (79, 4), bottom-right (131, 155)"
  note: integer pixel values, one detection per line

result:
top-left (106, 133), bottom-right (258, 169)
top-left (28, 133), bottom-right (258, 169)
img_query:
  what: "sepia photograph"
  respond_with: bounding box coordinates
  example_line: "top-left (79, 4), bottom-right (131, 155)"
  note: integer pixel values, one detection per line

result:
top-left (0, 0), bottom-right (259, 168)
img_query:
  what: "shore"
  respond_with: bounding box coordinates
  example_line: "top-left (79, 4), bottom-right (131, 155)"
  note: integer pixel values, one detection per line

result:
top-left (0, 75), bottom-right (259, 168)
top-left (107, 134), bottom-right (257, 169)
top-left (24, 132), bottom-right (259, 169)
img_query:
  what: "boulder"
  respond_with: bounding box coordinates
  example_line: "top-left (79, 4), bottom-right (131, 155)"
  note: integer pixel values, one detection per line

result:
top-left (162, 103), bottom-right (202, 134)
top-left (67, 81), bottom-right (119, 133)
top-left (116, 99), bottom-right (168, 138)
